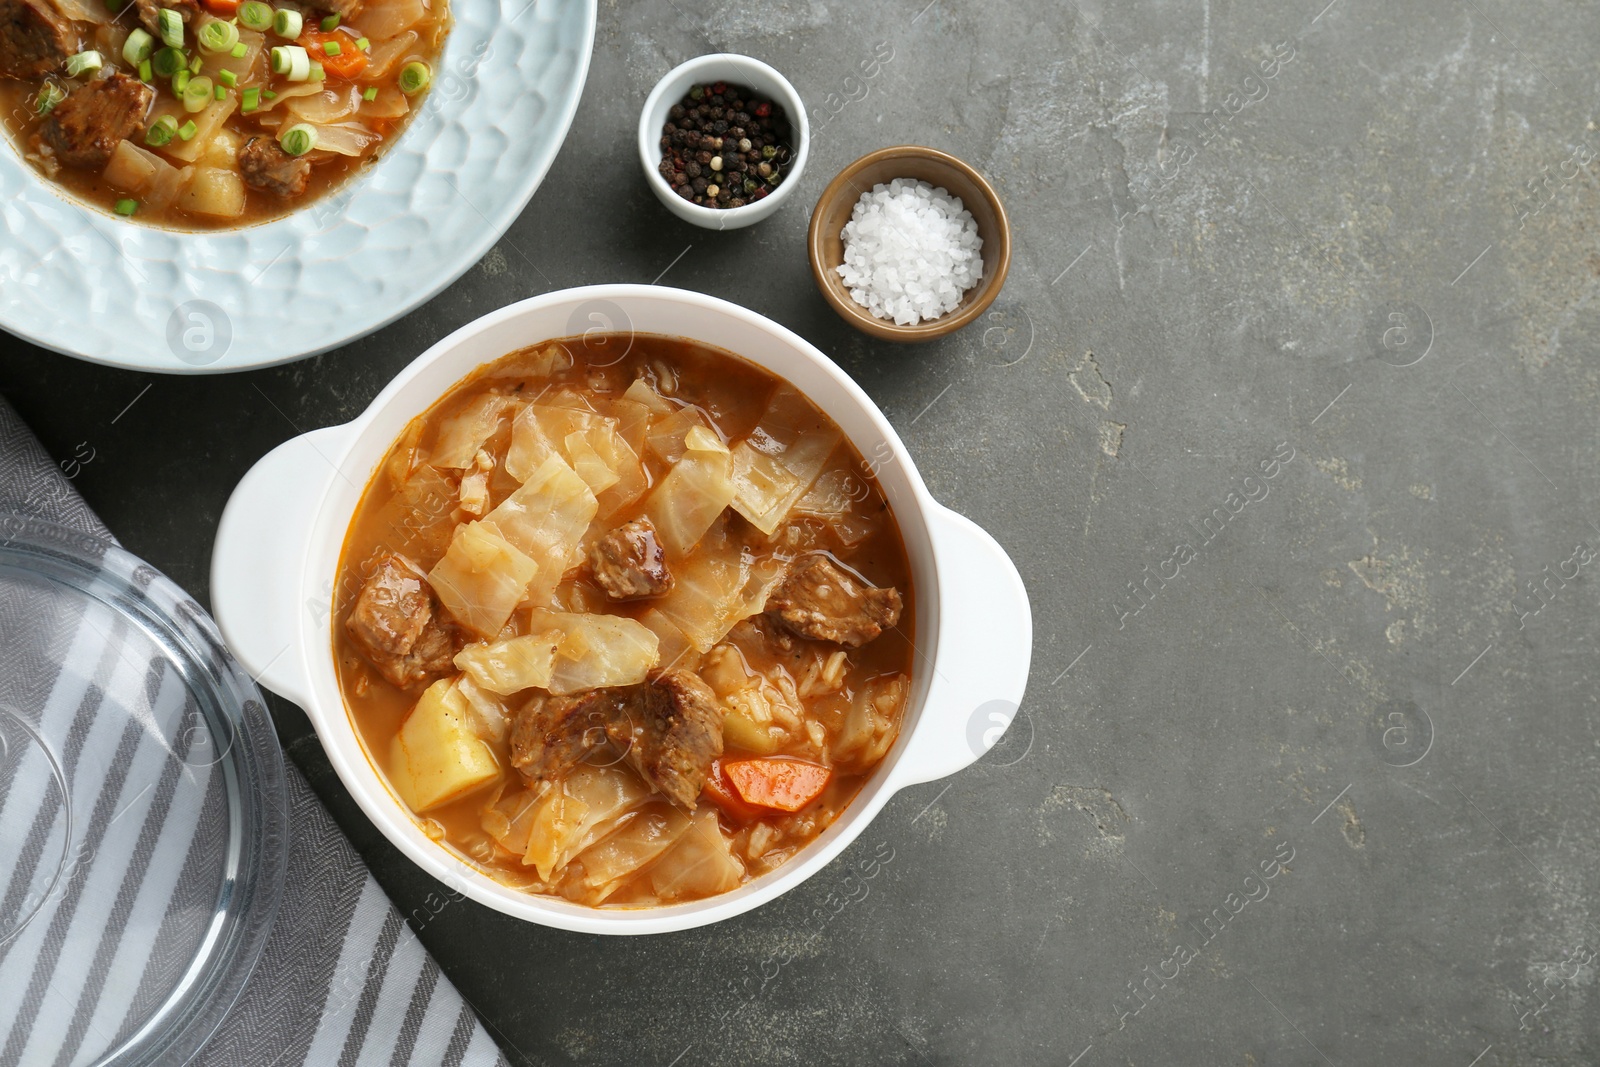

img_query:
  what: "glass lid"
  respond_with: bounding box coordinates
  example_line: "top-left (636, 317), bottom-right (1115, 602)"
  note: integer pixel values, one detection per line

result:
top-left (0, 516), bottom-right (286, 1067)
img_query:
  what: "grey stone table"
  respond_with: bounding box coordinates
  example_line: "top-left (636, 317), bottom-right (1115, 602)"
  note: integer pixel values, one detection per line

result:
top-left (4, 0), bottom-right (1598, 1063)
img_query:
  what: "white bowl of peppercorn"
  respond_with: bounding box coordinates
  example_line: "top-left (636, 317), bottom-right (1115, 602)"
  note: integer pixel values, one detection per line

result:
top-left (639, 53), bottom-right (810, 230)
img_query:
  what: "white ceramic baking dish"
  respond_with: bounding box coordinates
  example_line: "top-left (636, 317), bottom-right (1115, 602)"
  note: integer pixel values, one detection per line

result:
top-left (211, 285), bottom-right (1031, 934)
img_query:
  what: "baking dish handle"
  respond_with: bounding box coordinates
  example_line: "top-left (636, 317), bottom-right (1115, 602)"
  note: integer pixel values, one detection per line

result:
top-left (210, 425), bottom-right (350, 709)
top-left (891, 504), bottom-right (1033, 788)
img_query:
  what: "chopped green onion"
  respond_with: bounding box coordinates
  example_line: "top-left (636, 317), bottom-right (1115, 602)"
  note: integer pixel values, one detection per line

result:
top-left (181, 75), bottom-right (213, 111)
top-left (189, 54), bottom-right (203, 73)
top-left (218, 68), bottom-right (237, 86)
top-left (354, 35), bottom-right (368, 50)
top-left (279, 122), bottom-right (315, 156)
top-left (230, 40), bottom-right (247, 57)
top-left (152, 46), bottom-right (184, 76)
top-left (172, 68), bottom-right (189, 92)
top-left (262, 88), bottom-right (276, 98)
top-left (104, 0), bottom-right (124, 10)
top-left (138, 57), bottom-right (152, 81)
top-left (270, 44), bottom-right (311, 79)
top-left (177, 118), bottom-right (198, 140)
top-left (321, 39), bottom-right (340, 55)
top-left (122, 28), bottom-right (154, 65)
top-left (309, 60), bottom-right (324, 80)
top-left (241, 85), bottom-right (260, 111)
top-left (360, 85), bottom-right (377, 101)
top-left (34, 82), bottom-right (65, 115)
top-left (197, 18), bottom-right (239, 53)
top-left (157, 7), bottom-right (184, 47)
top-left (214, 83), bottom-right (225, 99)
top-left (145, 114), bottom-right (178, 145)
top-left (397, 60), bottom-right (429, 95)
top-left (237, 0), bottom-right (272, 29)
top-left (271, 8), bottom-right (301, 37)
top-left (319, 12), bottom-right (337, 29)
top-left (114, 198), bottom-right (138, 216)
top-left (64, 50), bottom-right (102, 77)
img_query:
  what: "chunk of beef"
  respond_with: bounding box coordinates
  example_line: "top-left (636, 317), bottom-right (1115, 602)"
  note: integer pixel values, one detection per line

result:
top-left (40, 73), bottom-right (152, 169)
top-left (0, 0), bottom-right (77, 80)
top-left (135, 0), bottom-right (201, 35)
top-left (606, 671), bottom-right (723, 810)
top-left (347, 554), bottom-right (430, 653)
top-left (393, 618), bottom-right (457, 685)
top-left (509, 689), bottom-right (619, 785)
top-left (504, 671), bottom-right (724, 808)
top-left (344, 553), bottom-right (459, 689)
top-left (239, 136), bottom-right (311, 198)
top-left (765, 553), bottom-right (902, 647)
top-left (588, 517), bottom-right (672, 601)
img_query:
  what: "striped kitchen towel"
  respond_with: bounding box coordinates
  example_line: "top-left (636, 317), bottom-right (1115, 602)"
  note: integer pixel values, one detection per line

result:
top-left (0, 394), bottom-right (508, 1067)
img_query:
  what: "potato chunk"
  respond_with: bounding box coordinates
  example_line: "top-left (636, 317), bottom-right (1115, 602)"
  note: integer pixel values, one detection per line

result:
top-left (390, 679), bottom-right (501, 812)
top-left (177, 166), bottom-right (246, 219)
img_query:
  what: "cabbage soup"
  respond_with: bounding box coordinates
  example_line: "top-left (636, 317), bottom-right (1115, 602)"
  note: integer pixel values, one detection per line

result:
top-left (0, 0), bottom-right (448, 227)
top-left (334, 334), bottom-right (915, 908)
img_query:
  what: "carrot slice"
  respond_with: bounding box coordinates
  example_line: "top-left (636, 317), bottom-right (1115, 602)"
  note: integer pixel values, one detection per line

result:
top-left (702, 760), bottom-right (763, 822)
top-left (202, 0), bottom-right (239, 14)
top-left (296, 29), bottom-right (370, 79)
top-left (723, 757), bottom-right (832, 813)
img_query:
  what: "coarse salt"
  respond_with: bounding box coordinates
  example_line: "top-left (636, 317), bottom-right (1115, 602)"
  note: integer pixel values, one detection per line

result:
top-left (835, 178), bottom-right (983, 326)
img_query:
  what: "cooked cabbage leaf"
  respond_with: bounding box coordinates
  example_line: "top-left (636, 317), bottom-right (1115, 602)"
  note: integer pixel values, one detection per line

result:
top-left (485, 454), bottom-right (598, 606)
top-left (651, 808), bottom-right (744, 900)
top-left (639, 525), bottom-right (785, 653)
top-left (730, 388), bottom-right (841, 535)
top-left (572, 806), bottom-right (691, 902)
top-left (428, 521), bottom-right (541, 638)
top-left (792, 468), bottom-right (879, 547)
top-left (526, 610), bottom-right (660, 694)
top-left (643, 433), bottom-right (734, 555)
top-left (684, 426), bottom-right (724, 453)
top-left (506, 398), bottom-right (606, 481)
top-left (453, 630), bottom-right (563, 695)
top-left (505, 399), bottom-right (647, 523)
top-left (646, 406), bottom-right (713, 465)
top-left (565, 430), bottom-right (621, 494)
top-left (623, 377), bottom-right (674, 415)
top-left (635, 608), bottom-right (702, 674)
top-left (602, 396), bottom-right (654, 458)
top-left (483, 342), bottom-right (573, 381)
top-left (430, 393), bottom-right (516, 469)
top-left (590, 423), bottom-right (649, 520)
top-left (503, 404), bottom-right (560, 482)
top-left (481, 782), bottom-right (545, 857)
top-left (456, 675), bottom-right (513, 746)
top-left (523, 765), bottom-right (652, 881)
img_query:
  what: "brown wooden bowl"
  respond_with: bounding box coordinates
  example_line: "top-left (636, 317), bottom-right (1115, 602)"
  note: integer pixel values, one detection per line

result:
top-left (807, 146), bottom-right (1011, 342)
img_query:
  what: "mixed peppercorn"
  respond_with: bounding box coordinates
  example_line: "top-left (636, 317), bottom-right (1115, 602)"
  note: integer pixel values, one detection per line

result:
top-left (657, 81), bottom-right (792, 209)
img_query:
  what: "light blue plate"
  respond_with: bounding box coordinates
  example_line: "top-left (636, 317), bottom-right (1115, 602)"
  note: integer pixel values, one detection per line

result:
top-left (0, 0), bottom-right (596, 373)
